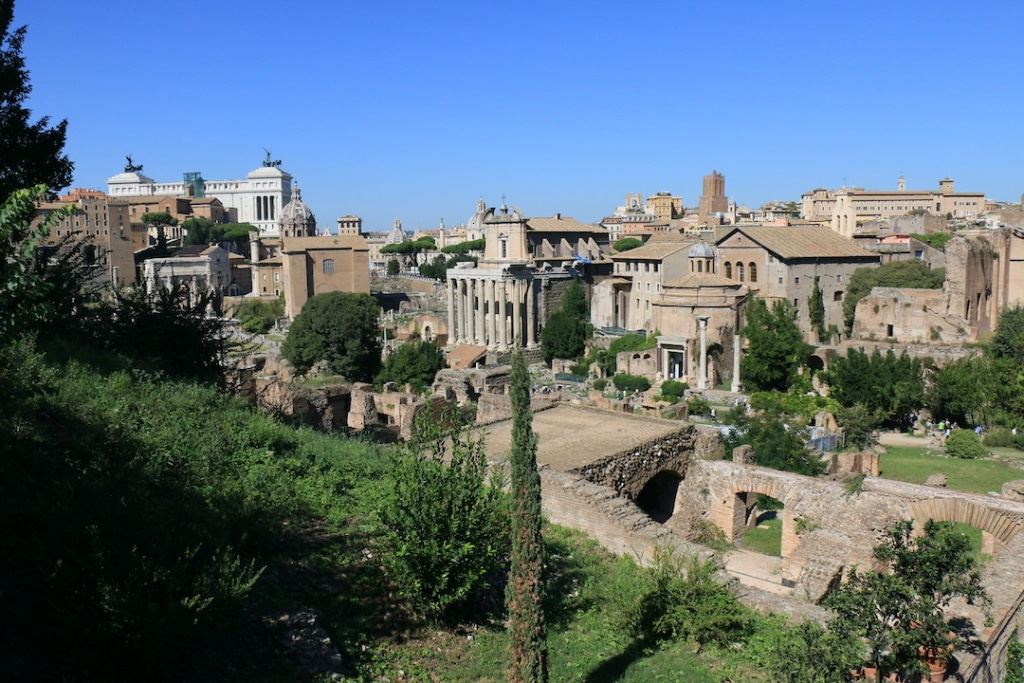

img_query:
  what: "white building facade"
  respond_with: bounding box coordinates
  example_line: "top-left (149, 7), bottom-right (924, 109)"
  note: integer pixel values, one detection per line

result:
top-left (107, 158), bottom-right (294, 237)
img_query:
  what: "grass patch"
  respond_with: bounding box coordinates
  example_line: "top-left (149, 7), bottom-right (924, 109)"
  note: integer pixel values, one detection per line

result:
top-left (880, 446), bottom-right (1022, 494)
top-left (946, 522), bottom-right (991, 567)
top-left (739, 515), bottom-right (782, 556)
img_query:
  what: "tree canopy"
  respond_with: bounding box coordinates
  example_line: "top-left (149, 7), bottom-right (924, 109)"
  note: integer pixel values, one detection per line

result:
top-left (844, 261), bottom-right (945, 334)
top-left (991, 305), bottom-right (1024, 364)
top-left (441, 238), bottom-right (485, 254)
top-left (0, 1), bottom-right (73, 200)
top-left (281, 292), bottom-right (381, 380)
top-left (612, 237), bottom-right (643, 252)
top-left (740, 299), bottom-right (810, 393)
top-left (822, 349), bottom-right (925, 429)
top-left (376, 340), bottom-right (445, 391)
top-left (540, 280), bottom-right (590, 364)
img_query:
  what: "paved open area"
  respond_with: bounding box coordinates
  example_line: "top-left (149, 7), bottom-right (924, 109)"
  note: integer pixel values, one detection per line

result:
top-left (478, 404), bottom-right (681, 471)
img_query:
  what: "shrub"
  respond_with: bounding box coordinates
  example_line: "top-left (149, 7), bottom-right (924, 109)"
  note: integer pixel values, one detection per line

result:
top-left (570, 362), bottom-right (589, 376)
top-left (378, 415), bottom-right (509, 621)
top-left (612, 237), bottom-right (643, 252)
top-left (982, 427), bottom-right (1014, 448)
top-left (236, 297), bottom-right (284, 334)
top-left (386, 259), bottom-right (400, 276)
top-left (660, 379), bottom-right (688, 401)
top-left (592, 378), bottom-right (607, 391)
top-left (839, 403), bottom-right (880, 450)
top-left (945, 429), bottom-right (987, 459)
top-left (282, 292), bottom-right (381, 380)
top-left (749, 391), bottom-right (840, 420)
top-left (375, 340), bottom-right (445, 392)
top-left (686, 395), bottom-right (710, 416)
top-left (612, 373), bottom-right (651, 393)
top-left (618, 548), bottom-right (751, 646)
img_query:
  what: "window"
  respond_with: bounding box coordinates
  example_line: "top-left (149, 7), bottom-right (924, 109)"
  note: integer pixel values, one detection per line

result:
top-left (749, 262), bottom-right (757, 283)
top-left (274, 272), bottom-right (280, 283)
top-left (778, 276), bottom-right (783, 284)
top-left (834, 290), bottom-right (843, 301)
top-left (697, 260), bottom-right (703, 273)
top-left (886, 324), bottom-right (894, 337)
top-left (500, 238), bottom-right (508, 258)
top-left (837, 274), bottom-right (843, 283)
top-left (323, 258), bottom-right (335, 274)
top-left (737, 262), bottom-right (745, 281)
top-left (794, 276), bottom-right (800, 284)
top-left (724, 262), bottom-right (732, 278)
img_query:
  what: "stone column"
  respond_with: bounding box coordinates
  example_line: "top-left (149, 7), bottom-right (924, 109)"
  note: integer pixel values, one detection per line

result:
top-left (498, 280), bottom-right (508, 350)
top-left (460, 279), bottom-right (469, 344)
top-left (512, 279), bottom-right (522, 347)
top-left (446, 278), bottom-right (456, 346)
top-left (730, 333), bottom-right (742, 393)
top-left (475, 279), bottom-right (485, 344)
top-left (486, 279), bottom-right (496, 348)
top-left (698, 316), bottom-right (709, 390)
top-left (526, 279), bottom-right (537, 348)
top-left (466, 279), bottom-right (476, 344)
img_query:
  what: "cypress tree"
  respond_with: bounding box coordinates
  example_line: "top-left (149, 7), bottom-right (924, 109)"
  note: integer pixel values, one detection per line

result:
top-left (506, 351), bottom-right (548, 683)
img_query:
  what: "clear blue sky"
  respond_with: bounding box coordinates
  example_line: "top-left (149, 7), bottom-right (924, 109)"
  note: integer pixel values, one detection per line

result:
top-left (15, 0), bottom-right (1024, 232)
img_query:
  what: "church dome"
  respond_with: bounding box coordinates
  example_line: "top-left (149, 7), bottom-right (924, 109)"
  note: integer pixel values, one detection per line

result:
top-left (279, 186), bottom-right (316, 237)
top-left (688, 240), bottom-right (716, 259)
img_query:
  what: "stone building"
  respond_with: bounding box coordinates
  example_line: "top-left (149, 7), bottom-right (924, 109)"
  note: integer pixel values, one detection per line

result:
top-left (336, 215), bottom-right (363, 236)
top-left (698, 170), bottom-right (728, 218)
top-left (714, 225), bottom-right (879, 340)
top-left (801, 177), bottom-right (986, 236)
top-left (445, 201), bottom-right (607, 350)
top-left (33, 193), bottom-right (136, 287)
top-left (143, 244), bottom-right (232, 296)
top-left (591, 235), bottom-right (694, 330)
top-left (107, 153), bottom-right (295, 236)
top-left (277, 186), bottom-right (317, 238)
top-left (646, 192), bottom-right (683, 221)
top-left (279, 235), bottom-right (370, 318)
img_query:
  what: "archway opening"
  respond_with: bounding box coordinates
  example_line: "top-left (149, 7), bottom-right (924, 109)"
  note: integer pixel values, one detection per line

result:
top-left (737, 494), bottom-right (785, 557)
top-left (807, 354), bottom-right (826, 374)
top-left (636, 471), bottom-right (684, 523)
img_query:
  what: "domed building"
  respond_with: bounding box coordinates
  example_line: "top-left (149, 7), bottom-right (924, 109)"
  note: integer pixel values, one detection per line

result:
top-left (278, 185), bottom-right (317, 237)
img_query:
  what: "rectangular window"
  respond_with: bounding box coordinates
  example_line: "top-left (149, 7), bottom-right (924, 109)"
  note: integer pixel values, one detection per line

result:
top-left (887, 324), bottom-right (894, 337)
top-left (834, 291), bottom-right (843, 301)
top-left (323, 258), bottom-right (335, 274)
top-left (794, 276), bottom-right (800, 284)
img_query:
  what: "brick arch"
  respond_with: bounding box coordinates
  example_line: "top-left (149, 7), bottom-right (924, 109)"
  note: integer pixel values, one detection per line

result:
top-left (908, 498), bottom-right (1023, 547)
top-left (710, 477), bottom-right (800, 556)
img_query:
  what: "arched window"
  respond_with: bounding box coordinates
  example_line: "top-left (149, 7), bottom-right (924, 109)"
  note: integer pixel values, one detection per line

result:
top-left (737, 262), bottom-right (745, 282)
top-left (697, 260), bottom-right (704, 273)
top-left (323, 258), bottom-right (335, 274)
top-left (724, 262), bottom-right (732, 278)
top-left (749, 262), bottom-right (757, 283)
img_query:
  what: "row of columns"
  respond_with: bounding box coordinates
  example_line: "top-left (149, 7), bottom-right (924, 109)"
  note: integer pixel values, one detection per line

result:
top-left (661, 322), bottom-right (742, 392)
top-left (446, 277), bottom-right (537, 349)
top-left (255, 195), bottom-right (276, 222)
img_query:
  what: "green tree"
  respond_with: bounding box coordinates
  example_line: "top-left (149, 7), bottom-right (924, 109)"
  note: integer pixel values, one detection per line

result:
top-left (843, 261), bottom-right (945, 334)
top-left (540, 280), bottom-right (590, 364)
top-left (839, 403), bottom-right (879, 450)
top-left (808, 278), bottom-right (827, 342)
top-left (141, 211), bottom-right (178, 255)
top-left (181, 216), bottom-right (216, 245)
top-left (281, 292), bottom-right (381, 380)
top-left (825, 520), bottom-right (989, 683)
top-left (928, 355), bottom-right (993, 426)
top-left (992, 306), bottom-right (1024, 363)
top-left (376, 340), bottom-right (445, 391)
top-left (418, 254), bottom-right (448, 280)
top-left (441, 237), bottom-right (485, 254)
top-left (740, 299), bottom-right (810, 393)
top-left (725, 411), bottom-right (825, 475)
top-left (613, 237), bottom-right (643, 252)
top-left (506, 351), bottom-right (548, 683)
top-left (386, 258), bottom-right (400, 276)
top-left (379, 411), bottom-right (508, 621)
top-left (822, 349), bottom-right (925, 429)
top-left (236, 297), bottom-right (284, 334)
top-left (0, 1), bottom-right (74, 200)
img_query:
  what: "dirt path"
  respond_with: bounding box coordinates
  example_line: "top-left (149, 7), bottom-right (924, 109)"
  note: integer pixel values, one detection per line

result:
top-left (878, 431), bottom-right (935, 449)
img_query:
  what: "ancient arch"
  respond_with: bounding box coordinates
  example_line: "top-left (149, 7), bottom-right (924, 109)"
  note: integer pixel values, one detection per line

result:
top-left (636, 470), bottom-right (685, 523)
top-left (908, 498), bottom-right (1023, 555)
top-left (710, 476), bottom-right (800, 557)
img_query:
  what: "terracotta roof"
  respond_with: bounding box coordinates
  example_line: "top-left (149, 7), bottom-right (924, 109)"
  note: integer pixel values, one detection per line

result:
top-left (447, 344), bottom-right (487, 370)
top-left (664, 272), bottom-right (743, 289)
top-left (526, 216), bottom-right (606, 234)
top-left (612, 241), bottom-right (691, 260)
top-left (173, 245), bottom-right (208, 257)
top-left (281, 235), bottom-right (369, 252)
top-left (718, 226), bottom-right (876, 260)
top-left (646, 230), bottom-right (694, 243)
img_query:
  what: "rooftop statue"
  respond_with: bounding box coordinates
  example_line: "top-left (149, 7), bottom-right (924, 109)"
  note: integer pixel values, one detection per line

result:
top-left (123, 154), bottom-right (144, 173)
top-left (262, 148), bottom-right (282, 168)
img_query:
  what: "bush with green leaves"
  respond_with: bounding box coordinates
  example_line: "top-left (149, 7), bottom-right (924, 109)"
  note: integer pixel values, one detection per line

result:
top-left (612, 373), bottom-right (651, 393)
top-left (375, 340), bottom-right (445, 391)
top-left (282, 291), bottom-right (381, 380)
top-left (659, 379), bottom-right (688, 402)
top-left (378, 415), bottom-right (509, 621)
top-left (612, 237), bottom-right (643, 252)
top-left (592, 378), bottom-right (607, 391)
top-left (236, 297), bottom-right (284, 334)
top-left (386, 258), bottom-right (400, 275)
top-left (822, 348), bottom-right (925, 429)
top-left (748, 391), bottom-right (840, 421)
top-left (686, 395), bottom-right (710, 416)
top-left (725, 411), bottom-right (826, 476)
top-left (944, 428), bottom-right (988, 459)
top-left (982, 427), bottom-right (1024, 450)
top-left (839, 403), bottom-right (880, 450)
top-left (745, 617), bottom-right (862, 683)
top-left (617, 548), bottom-right (751, 646)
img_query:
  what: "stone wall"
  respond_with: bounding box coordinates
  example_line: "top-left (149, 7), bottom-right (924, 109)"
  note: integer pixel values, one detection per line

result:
top-left (569, 424), bottom-right (724, 499)
top-left (474, 392), bottom-right (556, 425)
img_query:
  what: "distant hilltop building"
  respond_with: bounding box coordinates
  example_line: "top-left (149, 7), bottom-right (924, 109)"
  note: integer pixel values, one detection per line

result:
top-left (106, 151), bottom-right (299, 237)
top-left (800, 177), bottom-right (986, 238)
top-left (600, 192), bottom-right (683, 240)
top-left (698, 170), bottom-right (728, 218)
